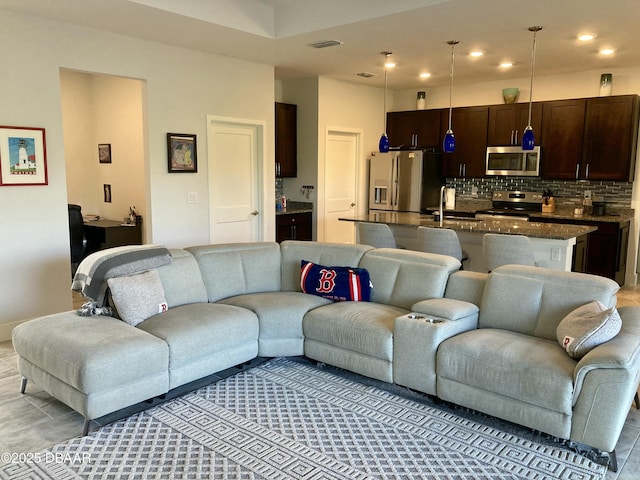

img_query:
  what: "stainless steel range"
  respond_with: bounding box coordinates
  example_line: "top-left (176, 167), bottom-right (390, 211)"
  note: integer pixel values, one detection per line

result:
top-left (475, 190), bottom-right (544, 221)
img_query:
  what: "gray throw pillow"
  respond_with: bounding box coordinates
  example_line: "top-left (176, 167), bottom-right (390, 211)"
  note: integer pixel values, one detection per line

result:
top-left (107, 270), bottom-right (168, 327)
top-left (556, 301), bottom-right (622, 359)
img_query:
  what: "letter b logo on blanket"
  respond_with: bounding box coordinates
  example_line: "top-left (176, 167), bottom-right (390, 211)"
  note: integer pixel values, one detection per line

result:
top-left (300, 260), bottom-right (372, 302)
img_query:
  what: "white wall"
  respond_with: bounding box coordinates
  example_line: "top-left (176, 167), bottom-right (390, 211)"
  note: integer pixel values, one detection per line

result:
top-left (0, 9), bottom-right (275, 340)
top-left (392, 67), bottom-right (640, 111)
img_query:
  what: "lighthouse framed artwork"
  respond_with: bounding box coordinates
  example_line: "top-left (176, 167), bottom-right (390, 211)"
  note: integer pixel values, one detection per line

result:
top-left (0, 126), bottom-right (48, 186)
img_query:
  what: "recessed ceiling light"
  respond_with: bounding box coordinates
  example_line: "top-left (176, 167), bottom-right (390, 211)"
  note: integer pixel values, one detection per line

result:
top-left (499, 62), bottom-right (513, 68)
top-left (578, 33), bottom-right (597, 41)
top-left (599, 48), bottom-right (616, 55)
top-left (419, 72), bottom-right (431, 79)
top-left (469, 50), bottom-right (484, 57)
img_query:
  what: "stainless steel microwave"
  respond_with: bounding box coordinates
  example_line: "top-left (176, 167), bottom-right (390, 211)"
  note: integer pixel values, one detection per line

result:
top-left (485, 146), bottom-right (541, 176)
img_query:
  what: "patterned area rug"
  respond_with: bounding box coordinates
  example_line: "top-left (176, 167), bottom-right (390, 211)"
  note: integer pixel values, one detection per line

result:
top-left (1, 358), bottom-right (605, 479)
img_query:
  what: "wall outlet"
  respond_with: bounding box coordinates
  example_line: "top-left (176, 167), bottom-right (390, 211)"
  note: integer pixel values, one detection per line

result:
top-left (583, 190), bottom-right (592, 200)
top-left (551, 247), bottom-right (561, 262)
top-left (188, 191), bottom-right (198, 203)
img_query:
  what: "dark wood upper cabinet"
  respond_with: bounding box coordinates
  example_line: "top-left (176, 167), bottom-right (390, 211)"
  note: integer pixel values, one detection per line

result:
top-left (384, 94), bottom-right (638, 181)
top-left (540, 99), bottom-right (586, 179)
top-left (487, 103), bottom-right (542, 146)
top-left (582, 95), bottom-right (639, 181)
top-left (541, 95), bottom-right (639, 181)
top-left (275, 102), bottom-right (297, 177)
top-left (441, 106), bottom-right (488, 178)
top-left (387, 109), bottom-right (442, 148)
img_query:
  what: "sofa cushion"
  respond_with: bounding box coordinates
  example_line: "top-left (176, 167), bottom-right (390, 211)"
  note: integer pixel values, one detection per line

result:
top-left (300, 260), bottom-right (372, 302)
top-left (280, 240), bottom-right (372, 292)
top-left (479, 265), bottom-right (619, 341)
top-left (557, 301), bottom-right (622, 359)
top-left (137, 303), bottom-right (259, 389)
top-left (358, 248), bottom-right (460, 310)
top-left (107, 270), bottom-right (168, 326)
top-left (219, 291), bottom-right (331, 356)
top-left (155, 249), bottom-right (208, 307)
top-left (438, 329), bottom-right (576, 415)
top-left (186, 243), bottom-right (281, 302)
top-left (303, 302), bottom-right (407, 361)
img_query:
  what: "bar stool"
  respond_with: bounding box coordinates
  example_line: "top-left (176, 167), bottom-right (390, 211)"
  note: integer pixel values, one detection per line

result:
top-left (417, 226), bottom-right (468, 266)
top-left (483, 233), bottom-right (537, 272)
top-left (357, 222), bottom-right (400, 248)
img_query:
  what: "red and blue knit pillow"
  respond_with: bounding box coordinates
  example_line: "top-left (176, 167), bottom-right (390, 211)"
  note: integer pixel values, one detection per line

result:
top-left (300, 260), bottom-right (372, 302)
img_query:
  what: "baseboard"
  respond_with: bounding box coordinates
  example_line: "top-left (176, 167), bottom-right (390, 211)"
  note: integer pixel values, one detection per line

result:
top-left (0, 319), bottom-right (24, 343)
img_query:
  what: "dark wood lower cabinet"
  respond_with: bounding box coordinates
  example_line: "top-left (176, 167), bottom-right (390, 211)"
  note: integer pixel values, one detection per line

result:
top-left (276, 212), bottom-right (312, 242)
top-left (531, 217), bottom-right (629, 285)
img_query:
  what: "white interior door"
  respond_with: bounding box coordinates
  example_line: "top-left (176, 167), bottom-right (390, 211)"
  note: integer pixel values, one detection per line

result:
top-left (324, 130), bottom-right (358, 243)
top-left (207, 117), bottom-right (262, 243)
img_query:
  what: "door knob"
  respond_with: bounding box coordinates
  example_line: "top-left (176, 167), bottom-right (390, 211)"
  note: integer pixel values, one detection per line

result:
top-left (350, 203), bottom-right (356, 207)
top-left (251, 210), bottom-right (259, 216)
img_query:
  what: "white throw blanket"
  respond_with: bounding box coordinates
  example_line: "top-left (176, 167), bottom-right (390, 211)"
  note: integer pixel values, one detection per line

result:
top-left (71, 244), bottom-right (172, 306)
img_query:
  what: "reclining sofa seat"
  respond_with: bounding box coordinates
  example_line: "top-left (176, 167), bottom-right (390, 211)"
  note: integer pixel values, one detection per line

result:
top-left (303, 247), bottom-right (462, 383)
top-left (187, 241), bottom-right (373, 357)
top-left (436, 264), bottom-right (634, 454)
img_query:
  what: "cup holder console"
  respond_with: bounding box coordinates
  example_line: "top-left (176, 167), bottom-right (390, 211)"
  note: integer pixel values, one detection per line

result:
top-left (407, 313), bottom-right (443, 323)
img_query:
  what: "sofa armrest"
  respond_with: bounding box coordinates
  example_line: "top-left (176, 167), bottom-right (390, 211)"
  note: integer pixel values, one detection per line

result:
top-left (570, 306), bottom-right (640, 451)
top-left (394, 299), bottom-right (478, 396)
top-left (411, 297), bottom-right (479, 321)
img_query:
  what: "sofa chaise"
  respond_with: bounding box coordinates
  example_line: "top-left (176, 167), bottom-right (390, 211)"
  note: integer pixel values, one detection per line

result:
top-left (12, 241), bottom-right (640, 470)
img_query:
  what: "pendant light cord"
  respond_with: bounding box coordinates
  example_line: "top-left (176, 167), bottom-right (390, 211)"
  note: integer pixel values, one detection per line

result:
top-left (527, 27), bottom-right (542, 127)
top-left (383, 66), bottom-right (388, 133)
top-left (446, 40), bottom-right (458, 131)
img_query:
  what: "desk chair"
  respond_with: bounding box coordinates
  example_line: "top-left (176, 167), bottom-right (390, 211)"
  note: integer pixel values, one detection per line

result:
top-left (68, 204), bottom-right (85, 276)
top-left (483, 233), bottom-right (536, 272)
top-left (357, 222), bottom-right (400, 248)
top-left (417, 226), bottom-right (468, 266)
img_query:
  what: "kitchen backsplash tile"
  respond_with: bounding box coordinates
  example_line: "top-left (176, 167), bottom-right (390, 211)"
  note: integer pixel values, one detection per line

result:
top-left (447, 177), bottom-right (633, 209)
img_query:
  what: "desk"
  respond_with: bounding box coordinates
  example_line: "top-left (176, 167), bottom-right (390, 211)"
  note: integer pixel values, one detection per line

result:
top-left (84, 220), bottom-right (142, 254)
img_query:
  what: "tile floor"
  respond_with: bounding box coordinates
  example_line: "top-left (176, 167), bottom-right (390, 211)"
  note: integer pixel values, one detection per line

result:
top-left (0, 286), bottom-right (638, 478)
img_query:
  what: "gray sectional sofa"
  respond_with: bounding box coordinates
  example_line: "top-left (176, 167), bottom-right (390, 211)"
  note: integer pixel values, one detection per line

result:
top-left (12, 240), bottom-right (640, 469)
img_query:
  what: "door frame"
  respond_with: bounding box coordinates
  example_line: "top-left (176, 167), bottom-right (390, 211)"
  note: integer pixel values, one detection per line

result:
top-left (206, 114), bottom-right (267, 243)
top-left (319, 127), bottom-right (362, 242)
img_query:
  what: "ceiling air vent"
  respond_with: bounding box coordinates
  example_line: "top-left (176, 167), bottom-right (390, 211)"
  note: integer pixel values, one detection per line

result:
top-left (309, 40), bottom-right (343, 49)
top-left (356, 72), bottom-right (376, 78)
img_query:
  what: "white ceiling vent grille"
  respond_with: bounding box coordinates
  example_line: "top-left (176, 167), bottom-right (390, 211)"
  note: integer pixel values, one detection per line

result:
top-left (309, 40), bottom-right (343, 49)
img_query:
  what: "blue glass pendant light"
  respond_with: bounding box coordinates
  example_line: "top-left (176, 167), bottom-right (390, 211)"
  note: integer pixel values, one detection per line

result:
top-left (443, 40), bottom-right (459, 153)
top-left (522, 26), bottom-right (542, 151)
top-left (379, 51), bottom-right (393, 152)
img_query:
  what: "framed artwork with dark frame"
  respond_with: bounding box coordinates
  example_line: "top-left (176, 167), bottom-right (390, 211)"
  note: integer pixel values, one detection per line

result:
top-left (98, 143), bottom-right (112, 164)
top-left (167, 133), bottom-right (197, 173)
top-left (0, 125), bottom-right (48, 186)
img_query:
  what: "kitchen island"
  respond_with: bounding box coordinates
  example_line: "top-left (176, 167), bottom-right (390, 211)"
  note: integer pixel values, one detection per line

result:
top-left (339, 212), bottom-right (597, 273)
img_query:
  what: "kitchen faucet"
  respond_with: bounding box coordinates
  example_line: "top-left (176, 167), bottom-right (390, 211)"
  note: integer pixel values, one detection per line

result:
top-left (439, 185), bottom-right (445, 227)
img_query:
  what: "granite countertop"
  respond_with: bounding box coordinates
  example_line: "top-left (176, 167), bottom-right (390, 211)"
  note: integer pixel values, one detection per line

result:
top-left (425, 197), bottom-right (633, 224)
top-left (339, 212), bottom-right (597, 240)
top-left (276, 201), bottom-right (313, 215)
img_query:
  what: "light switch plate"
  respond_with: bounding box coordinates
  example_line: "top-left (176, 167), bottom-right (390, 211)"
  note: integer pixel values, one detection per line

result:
top-left (188, 191), bottom-right (198, 203)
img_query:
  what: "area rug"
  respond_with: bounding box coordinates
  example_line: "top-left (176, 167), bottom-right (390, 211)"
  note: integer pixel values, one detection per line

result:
top-left (0, 357), bottom-right (605, 479)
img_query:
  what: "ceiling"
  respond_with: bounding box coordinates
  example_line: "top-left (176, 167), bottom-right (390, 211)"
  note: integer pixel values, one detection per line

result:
top-left (2, 0), bottom-right (639, 90)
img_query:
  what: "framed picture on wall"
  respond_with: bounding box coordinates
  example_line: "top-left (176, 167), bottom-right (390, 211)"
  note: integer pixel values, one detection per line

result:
top-left (167, 133), bottom-right (197, 173)
top-left (0, 126), bottom-right (48, 186)
top-left (98, 143), bottom-right (112, 164)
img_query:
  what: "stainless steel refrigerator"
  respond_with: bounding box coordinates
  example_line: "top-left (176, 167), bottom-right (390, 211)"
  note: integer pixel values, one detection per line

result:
top-left (368, 149), bottom-right (443, 213)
